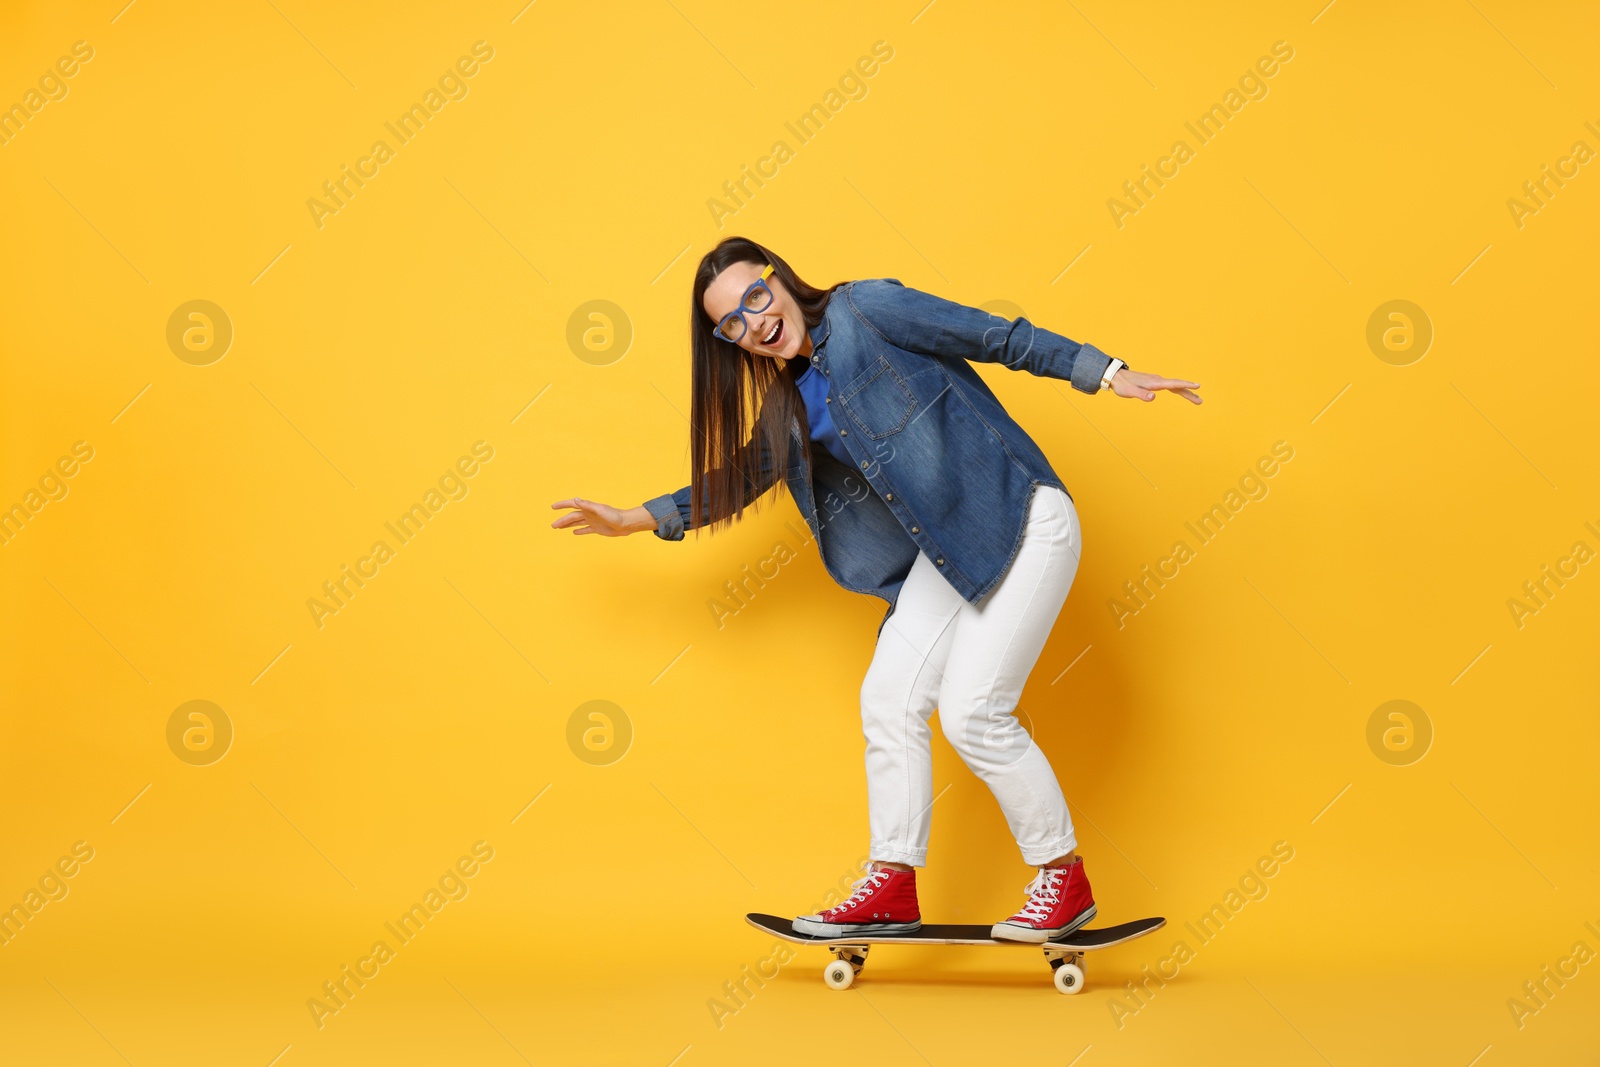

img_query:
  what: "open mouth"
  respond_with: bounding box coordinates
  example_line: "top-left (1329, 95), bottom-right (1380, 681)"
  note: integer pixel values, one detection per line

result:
top-left (762, 319), bottom-right (784, 348)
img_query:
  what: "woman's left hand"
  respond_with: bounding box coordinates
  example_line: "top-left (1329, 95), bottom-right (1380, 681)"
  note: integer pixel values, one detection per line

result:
top-left (1110, 368), bottom-right (1201, 404)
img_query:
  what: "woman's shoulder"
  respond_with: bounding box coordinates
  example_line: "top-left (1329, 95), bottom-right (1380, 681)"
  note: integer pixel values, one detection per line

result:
top-left (824, 278), bottom-right (917, 347)
top-left (833, 277), bottom-right (911, 316)
top-left (839, 277), bottom-right (904, 297)
top-left (825, 277), bottom-right (903, 322)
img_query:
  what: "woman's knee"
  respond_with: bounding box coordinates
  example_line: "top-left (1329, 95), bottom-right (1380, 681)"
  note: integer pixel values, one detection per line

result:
top-left (859, 661), bottom-right (897, 713)
top-left (939, 694), bottom-right (1033, 767)
top-left (860, 665), bottom-right (925, 735)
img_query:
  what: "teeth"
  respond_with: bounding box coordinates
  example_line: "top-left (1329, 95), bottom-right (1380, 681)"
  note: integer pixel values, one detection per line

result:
top-left (765, 321), bottom-right (781, 344)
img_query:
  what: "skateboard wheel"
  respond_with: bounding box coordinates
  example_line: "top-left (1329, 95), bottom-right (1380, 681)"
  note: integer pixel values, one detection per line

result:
top-left (823, 960), bottom-right (855, 990)
top-left (1052, 961), bottom-right (1084, 995)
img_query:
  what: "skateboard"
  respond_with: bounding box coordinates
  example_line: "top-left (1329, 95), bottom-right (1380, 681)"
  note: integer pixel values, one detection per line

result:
top-left (745, 913), bottom-right (1166, 995)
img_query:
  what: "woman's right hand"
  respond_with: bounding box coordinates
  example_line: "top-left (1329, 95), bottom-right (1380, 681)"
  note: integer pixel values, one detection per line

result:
top-left (550, 498), bottom-right (655, 537)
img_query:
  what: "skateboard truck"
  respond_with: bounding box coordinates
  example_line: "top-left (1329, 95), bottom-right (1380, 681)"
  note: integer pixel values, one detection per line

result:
top-left (1042, 945), bottom-right (1086, 995)
top-left (823, 945), bottom-right (870, 990)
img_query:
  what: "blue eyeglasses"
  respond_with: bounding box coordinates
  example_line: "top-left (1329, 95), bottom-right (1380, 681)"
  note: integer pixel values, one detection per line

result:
top-left (715, 264), bottom-right (776, 342)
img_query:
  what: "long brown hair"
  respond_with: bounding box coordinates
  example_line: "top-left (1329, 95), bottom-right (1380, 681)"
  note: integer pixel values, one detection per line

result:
top-left (686, 237), bottom-right (844, 535)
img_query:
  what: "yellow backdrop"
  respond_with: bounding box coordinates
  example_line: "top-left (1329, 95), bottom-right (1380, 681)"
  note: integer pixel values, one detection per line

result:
top-left (2, 1), bottom-right (1596, 1064)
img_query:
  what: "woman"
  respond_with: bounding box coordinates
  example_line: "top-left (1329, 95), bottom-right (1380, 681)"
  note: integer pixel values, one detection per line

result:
top-left (551, 236), bottom-right (1200, 943)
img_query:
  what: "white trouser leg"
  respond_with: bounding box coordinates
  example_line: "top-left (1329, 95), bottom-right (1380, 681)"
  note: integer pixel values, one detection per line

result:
top-left (859, 541), bottom-right (965, 867)
top-left (938, 484), bottom-right (1082, 864)
top-left (860, 484), bottom-right (1083, 867)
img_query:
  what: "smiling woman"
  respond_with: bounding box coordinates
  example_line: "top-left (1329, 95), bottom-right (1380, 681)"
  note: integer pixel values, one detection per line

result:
top-left (673, 242), bottom-right (842, 536)
top-left (551, 234), bottom-right (1201, 946)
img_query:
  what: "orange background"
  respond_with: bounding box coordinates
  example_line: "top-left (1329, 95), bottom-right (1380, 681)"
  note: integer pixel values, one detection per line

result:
top-left (1, 1), bottom-right (1596, 1063)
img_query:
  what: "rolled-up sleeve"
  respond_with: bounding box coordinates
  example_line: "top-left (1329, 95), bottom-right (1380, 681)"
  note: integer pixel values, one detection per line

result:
top-left (844, 278), bottom-right (1115, 394)
top-left (643, 490), bottom-right (689, 541)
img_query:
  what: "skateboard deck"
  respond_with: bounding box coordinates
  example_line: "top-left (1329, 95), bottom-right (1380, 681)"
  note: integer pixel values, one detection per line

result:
top-left (745, 913), bottom-right (1166, 994)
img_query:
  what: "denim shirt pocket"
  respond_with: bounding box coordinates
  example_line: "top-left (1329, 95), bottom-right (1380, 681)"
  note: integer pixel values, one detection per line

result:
top-left (836, 353), bottom-right (917, 439)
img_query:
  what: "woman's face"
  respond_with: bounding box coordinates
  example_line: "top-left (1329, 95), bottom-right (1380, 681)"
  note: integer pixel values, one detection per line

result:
top-left (702, 262), bottom-right (811, 363)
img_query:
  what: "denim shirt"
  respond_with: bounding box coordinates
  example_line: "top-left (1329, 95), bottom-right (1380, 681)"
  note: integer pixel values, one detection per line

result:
top-left (644, 278), bottom-right (1116, 638)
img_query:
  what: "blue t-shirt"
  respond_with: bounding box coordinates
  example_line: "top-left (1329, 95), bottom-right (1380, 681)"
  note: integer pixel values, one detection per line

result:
top-left (795, 360), bottom-right (852, 467)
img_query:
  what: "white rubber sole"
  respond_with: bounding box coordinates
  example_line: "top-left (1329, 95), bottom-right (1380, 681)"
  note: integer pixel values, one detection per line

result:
top-left (792, 915), bottom-right (922, 937)
top-left (990, 903), bottom-right (1097, 943)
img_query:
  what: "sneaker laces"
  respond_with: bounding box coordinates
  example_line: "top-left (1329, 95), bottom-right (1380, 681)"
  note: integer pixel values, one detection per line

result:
top-left (1016, 867), bottom-right (1065, 922)
top-left (825, 868), bottom-right (894, 917)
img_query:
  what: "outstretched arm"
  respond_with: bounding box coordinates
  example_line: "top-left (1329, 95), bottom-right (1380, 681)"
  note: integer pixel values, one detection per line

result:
top-left (552, 432), bottom-right (785, 542)
top-left (842, 278), bottom-right (1200, 403)
top-left (842, 278), bottom-right (1112, 392)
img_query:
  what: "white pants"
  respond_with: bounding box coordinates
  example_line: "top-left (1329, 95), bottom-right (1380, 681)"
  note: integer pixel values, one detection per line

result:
top-left (861, 483), bottom-right (1082, 867)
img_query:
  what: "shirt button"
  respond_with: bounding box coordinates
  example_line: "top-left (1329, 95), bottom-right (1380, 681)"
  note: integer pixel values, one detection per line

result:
top-left (861, 461), bottom-right (868, 469)
top-left (825, 397), bottom-right (831, 404)
top-left (911, 526), bottom-right (919, 533)
top-left (839, 428), bottom-right (847, 436)
top-left (936, 557), bottom-right (944, 565)
top-left (885, 493), bottom-right (893, 501)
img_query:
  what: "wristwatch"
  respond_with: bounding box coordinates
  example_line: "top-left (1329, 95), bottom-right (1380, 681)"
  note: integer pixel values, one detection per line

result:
top-left (1099, 358), bottom-right (1126, 391)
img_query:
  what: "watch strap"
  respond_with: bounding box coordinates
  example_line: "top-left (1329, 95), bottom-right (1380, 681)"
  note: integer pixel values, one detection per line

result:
top-left (1099, 358), bottom-right (1125, 391)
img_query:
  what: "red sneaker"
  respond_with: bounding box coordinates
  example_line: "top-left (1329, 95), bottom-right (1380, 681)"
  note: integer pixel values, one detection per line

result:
top-left (793, 866), bottom-right (921, 937)
top-left (990, 858), bottom-right (1097, 942)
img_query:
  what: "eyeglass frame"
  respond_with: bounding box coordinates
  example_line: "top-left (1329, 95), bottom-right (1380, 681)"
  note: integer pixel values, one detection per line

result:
top-left (714, 264), bottom-right (777, 343)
